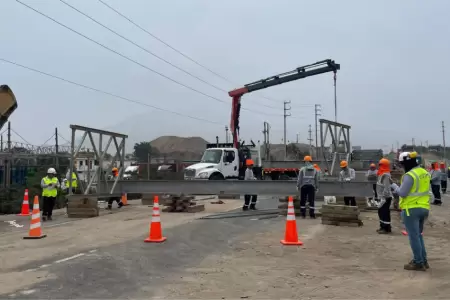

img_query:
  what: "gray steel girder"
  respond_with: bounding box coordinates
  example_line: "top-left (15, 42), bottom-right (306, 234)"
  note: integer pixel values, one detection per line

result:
top-left (102, 180), bottom-right (373, 197)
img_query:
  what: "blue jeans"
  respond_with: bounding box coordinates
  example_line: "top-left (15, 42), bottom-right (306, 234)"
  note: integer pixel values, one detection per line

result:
top-left (402, 208), bottom-right (429, 264)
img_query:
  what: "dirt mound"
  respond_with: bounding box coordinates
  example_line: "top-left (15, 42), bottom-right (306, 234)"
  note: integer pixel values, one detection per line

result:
top-left (150, 136), bottom-right (208, 160)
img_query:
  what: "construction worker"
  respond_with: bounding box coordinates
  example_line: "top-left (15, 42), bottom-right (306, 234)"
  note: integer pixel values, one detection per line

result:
top-left (366, 163), bottom-right (379, 201)
top-left (112, 167), bottom-right (119, 178)
top-left (41, 168), bottom-right (60, 221)
top-left (243, 159), bottom-right (257, 211)
top-left (339, 160), bottom-right (356, 206)
top-left (391, 151), bottom-right (430, 271)
top-left (296, 155), bottom-right (319, 218)
top-left (376, 158), bottom-right (393, 234)
top-left (65, 167), bottom-right (78, 194)
top-left (429, 162), bottom-right (442, 205)
top-left (107, 167), bottom-right (123, 210)
top-left (439, 162), bottom-right (447, 194)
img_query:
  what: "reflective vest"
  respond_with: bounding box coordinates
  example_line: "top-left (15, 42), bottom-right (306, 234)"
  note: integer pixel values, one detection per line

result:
top-left (42, 176), bottom-right (59, 197)
top-left (399, 167), bottom-right (430, 215)
top-left (65, 172), bottom-right (78, 188)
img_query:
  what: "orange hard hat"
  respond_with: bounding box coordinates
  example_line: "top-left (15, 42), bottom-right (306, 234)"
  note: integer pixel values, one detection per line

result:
top-left (304, 155), bottom-right (312, 162)
top-left (246, 159), bottom-right (254, 165)
top-left (379, 158), bottom-right (390, 165)
top-left (340, 160), bottom-right (348, 168)
top-left (112, 167), bottom-right (118, 172)
top-left (370, 163), bottom-right (376, 168)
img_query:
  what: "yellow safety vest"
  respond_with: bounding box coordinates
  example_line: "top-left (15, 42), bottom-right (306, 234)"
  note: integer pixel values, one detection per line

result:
top-left (65, 172), bottom-right (78, 188)
top-left (42, 176), bottom-right (59, 197)
top-left (399, 167), bottom-right (430, 215)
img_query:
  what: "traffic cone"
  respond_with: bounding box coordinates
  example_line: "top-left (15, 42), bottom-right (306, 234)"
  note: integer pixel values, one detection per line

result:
top-left (144, 195), bottom-right (166, 243)
top-left (121, 193), bottom-right (129, 206)
top-left (17, 189), bottom-right (31, 216)
top-left (280, 196), bottom-right (303, 246)
top-left (24, 196), bottom-right (46, 239)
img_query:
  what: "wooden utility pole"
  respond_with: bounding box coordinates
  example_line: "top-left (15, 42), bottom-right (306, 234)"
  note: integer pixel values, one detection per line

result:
top-left (55, 127), bottom-right (59, 169)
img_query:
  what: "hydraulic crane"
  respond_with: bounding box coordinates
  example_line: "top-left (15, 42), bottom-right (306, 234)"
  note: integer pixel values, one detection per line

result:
top-left (228, 59), bottom-right (340, 148)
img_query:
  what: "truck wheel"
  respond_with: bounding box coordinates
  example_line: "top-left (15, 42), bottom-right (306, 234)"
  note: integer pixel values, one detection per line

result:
top-left (264, 175), bottom-right (272, 181)
top-left (209, 173), bottom-right (224, 180)
top-left (280, 174), bottom-right (290, 180)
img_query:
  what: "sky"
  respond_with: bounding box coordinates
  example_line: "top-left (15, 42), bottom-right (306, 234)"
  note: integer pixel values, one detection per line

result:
top-left (1, 0), bottom-right (450, 153)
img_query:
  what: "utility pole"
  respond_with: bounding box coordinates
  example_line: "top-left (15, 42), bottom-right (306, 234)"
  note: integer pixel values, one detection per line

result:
top-left (314, 104), bottom-right (321, 158)
top-left (262, 122), bottom-right (271, 161)
top-left (412, 138), bottom-right (415, 150)
top-left (308, 124), bottom-right (313, 155)
top-left (296, 133), bottom-right (299, 144)
top-left (225, 126), bottom-right (229, 143)
top-left (283, 100), bottom-right (291, 160)
top-left (55, 127), bottom-right (59, 169)
top-left (442, 121), bottom-right (446, 163)
top-left (147, 152), bottom-right (151, 180)
top-left (333, 71), bottom-right (337, 122)
top-left (7, 121), bottom-right (11, 151)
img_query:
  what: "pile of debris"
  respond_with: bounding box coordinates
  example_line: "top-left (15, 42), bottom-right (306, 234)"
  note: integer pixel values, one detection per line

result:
top-left (161, 194), bottom-right (205, 213)
top-left (321, 204), bottom-right (363, 227)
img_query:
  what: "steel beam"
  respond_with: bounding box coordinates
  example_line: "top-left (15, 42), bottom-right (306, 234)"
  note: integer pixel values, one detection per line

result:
top-left (100, 180), bottom-right (373, 197)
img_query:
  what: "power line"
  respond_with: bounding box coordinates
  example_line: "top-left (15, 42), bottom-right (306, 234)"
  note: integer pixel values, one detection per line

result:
top-left (10, 128), bottom-right (32, 145)
top-left (58, 133), bottom-right (71, 144)
top-left (41, 133), bottom-right (56, 146)
top-left (15, 0), bottom-right (283, 118)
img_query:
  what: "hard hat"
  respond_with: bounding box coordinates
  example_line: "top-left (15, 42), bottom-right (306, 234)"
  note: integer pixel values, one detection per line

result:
top-left (370, 163), bottom-right (376, 168)
top-left (112, 167), bottom-right (118, 172)
top-left (379, 158), bottom-right (390, 165)
top-left (304, 155), bottom-right (312, 162)
top-left (398, 151), bottom-right (417, 162)
top-left (246, 159), bottom-right (254, 165)
top-left (313, 163), bottom-right (318, 167)
top-left (340, 160), bottom-right (348, 168)
top-left (47, 167), bottom-right (56, 174)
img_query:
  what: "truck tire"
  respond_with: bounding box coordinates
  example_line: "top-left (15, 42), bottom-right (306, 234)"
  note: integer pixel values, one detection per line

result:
top-left (209, 173), bottom-right (224, 180)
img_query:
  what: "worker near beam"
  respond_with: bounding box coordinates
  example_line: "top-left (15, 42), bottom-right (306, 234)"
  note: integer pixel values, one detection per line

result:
top-left (366, 163), bottom-right (379, 202)
top-left (391, 151), bottom-right (430, 271)
top-left (429, 162), bottom-right (442, 205)
top-left (65, 166), bottom-right (78, 194)
top-left (439, 162), bottom-right (447, 194)
top-left (41, 168), bottom-right (60, 221)
top-left (339, 160), bottom-right (356, 206)
top-left (107, 167), bottom-right (123, 210)
top-left (243, 159), bottom-right (257, 211)
top-left (376, 158), bottom-right (393, 234)
top-left (297, 155), bottom-right (319, 219)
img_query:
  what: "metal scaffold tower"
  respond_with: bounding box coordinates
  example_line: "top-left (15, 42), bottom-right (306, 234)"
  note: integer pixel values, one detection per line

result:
top-left (319, 119), bottom-right (351, 176)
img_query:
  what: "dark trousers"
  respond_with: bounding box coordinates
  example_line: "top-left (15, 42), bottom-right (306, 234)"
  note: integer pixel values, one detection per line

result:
top-left (378, 197), bottom-right (392, 232)
top-left (300, 185), bottom-right (316, 217)
top-left (431, 184), bottom-right (441, 203)
top-left (344, 196), bottom-right (356, 206)
top-left (372, 184), bottom-right (378, 200)
top-left (107, 197), bottom-right (123, 209)
top-left (441, 180), bottom-right (447, 193)
top-left (243, 195), bottom-right (257, 209)
top-left (42, 196), bottom-right (56, 217)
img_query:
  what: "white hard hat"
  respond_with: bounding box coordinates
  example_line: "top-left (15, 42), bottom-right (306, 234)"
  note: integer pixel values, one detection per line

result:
top-left (47, 168), bottom-right (56, 174)
top-left (398, 151), bottom-right (418, 162)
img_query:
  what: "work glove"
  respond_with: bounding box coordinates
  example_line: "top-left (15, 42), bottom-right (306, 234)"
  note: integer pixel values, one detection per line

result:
top-left (345, 178), bottom-right (351, 182)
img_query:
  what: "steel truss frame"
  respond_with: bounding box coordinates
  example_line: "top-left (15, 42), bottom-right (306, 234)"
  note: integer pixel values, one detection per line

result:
top-left (319, 119), bottom-right (351, 176)
top-left (68, 125), bottom-right (128, 195)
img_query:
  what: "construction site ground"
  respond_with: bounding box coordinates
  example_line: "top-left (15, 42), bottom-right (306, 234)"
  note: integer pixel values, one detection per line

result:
top-left (1, 195), bottom-right (449, 299)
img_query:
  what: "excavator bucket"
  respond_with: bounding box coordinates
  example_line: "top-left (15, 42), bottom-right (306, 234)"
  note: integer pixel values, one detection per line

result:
top-left (0, 85), bottom-right (18, 131)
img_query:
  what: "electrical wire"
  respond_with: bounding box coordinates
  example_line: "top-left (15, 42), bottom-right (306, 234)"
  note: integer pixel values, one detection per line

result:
top-left (16, 0), bottom-right (283, 117)
top-left (57, 133), bottom-right (71, 144)
top-left (10, 128), bottom-right (32, 145)
top-left (41, 133), bottom-right (55, 146)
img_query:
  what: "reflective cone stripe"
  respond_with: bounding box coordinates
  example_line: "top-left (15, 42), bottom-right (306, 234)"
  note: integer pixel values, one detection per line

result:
top-left (24, 196), bottom-right (46, 239)
top-left (280, 196), bottom-right (303, 246)
top-left (144, 195), bottom-right (166, 243)
top-left (17, 189), bottom-right (31, 216)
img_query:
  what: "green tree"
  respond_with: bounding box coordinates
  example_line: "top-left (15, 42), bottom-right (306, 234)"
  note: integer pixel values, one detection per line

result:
top-left (133, 142), bottom-right (159, 162)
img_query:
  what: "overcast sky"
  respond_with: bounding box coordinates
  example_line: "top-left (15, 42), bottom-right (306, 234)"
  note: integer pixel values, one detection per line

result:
top-left (1, 0), bottom-right (449, 152)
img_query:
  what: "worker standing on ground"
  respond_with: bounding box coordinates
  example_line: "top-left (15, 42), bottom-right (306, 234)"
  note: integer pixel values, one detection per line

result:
top-left (376, 158), bottom-right (393, 234)
top-left (65, 166), bottom-right (78, 194)
top-left (107, 167), bottom-right (123, 210)
top-left (41, 168), bottom-right (60, 221)
top-left (440, 162), bottom-right (447, 194)
top-left (339, 160), bottom-right (356, 206)
top-left (391, 151), bottom-right (430, 271)
top-left (429, 162), bottom-right (442, 205)
top-left (243, 159), bottom-right (257, 211)
top-left (297, 155), bottom-right (319, 218)
top-left (366, 163), bottom-right (379, 202)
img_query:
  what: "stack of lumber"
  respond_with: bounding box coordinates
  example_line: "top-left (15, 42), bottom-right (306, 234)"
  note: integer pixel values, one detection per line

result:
top-left (161, 194), bottom-right (205, 213)
top-left (278, 196), bottom-right (322, 217)
top-left (67, 195), bottom-right (99, 218)
top-left (321, 204), bottom-right (363, 227)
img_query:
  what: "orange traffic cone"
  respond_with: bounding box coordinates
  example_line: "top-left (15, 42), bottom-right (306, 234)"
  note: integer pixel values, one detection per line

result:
top-left (280, 196), bottom-right (303, 246)
top-left (17, 189), bottom-right (31, 216)
top-left (24, 196), bottom-right (46, 239)
top-left (144, 195), bottom-right (166, 243)
top-left (121, 193), bottom-right (129, 206)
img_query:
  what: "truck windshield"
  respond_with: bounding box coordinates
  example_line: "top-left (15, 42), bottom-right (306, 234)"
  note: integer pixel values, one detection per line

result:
top-left (200, 149), bottom-right (222, 164)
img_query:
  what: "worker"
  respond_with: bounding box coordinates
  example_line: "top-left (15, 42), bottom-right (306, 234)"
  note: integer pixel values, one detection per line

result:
top-left (41, 168), bottom-right (60, 221)
top-left (65, 167), bottom-right (78, 194)
top-left (339, 160), bottom-right (356, 206)
top-left (439, 162), bottom-right (447, 194)
top-left (112, 167), bottom-right (119, 178)
top-left (107, 167), bottom-right (123, 210)
top-left (296, 155), bottom-right (319, 218)
top-left (366, 163), bottom-right (379, 202)
top-left (391, 152), bottom-right (430, 271)
top-left (313, 163), bottom-right (322, 179)
top-left (243, 159), bottom-right (257, 211)
top-left (429, 162), bottom-right (442, 205)
top-left (376, 158), bottom-right (393, 234)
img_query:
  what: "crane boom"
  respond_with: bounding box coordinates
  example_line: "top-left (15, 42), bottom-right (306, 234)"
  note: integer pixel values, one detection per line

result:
top-left (228, 59), bottom-right (340, 148)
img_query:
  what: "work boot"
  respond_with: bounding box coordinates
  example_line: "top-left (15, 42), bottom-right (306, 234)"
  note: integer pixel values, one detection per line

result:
top-left (42, 215), bottom-right (47, 222)
top-left (118, 202), bottom-right (124, 208)
top-left (48, 216), bottom-right (53, 221)
top-left (301, 215), bottom-right (306, 219)
top-left (309, 214), bottom-right (316, 219)
top-left (242, 206), bottom-right (249, 211)
top-left (432, 200), bottom-right (442, 206)
top-left (404, 260), bottom-right (426, 271)
top-left (424, 261), bottom-right (430, 269)
top-left (106, 205), bottom-right (112, 210)
top-left (249, 204), bottom-right (257, 210)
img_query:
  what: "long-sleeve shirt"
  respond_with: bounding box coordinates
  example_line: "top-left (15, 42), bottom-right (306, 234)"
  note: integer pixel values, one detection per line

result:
top-left (391, 167), bottom-right (425, 197)
top-left (244, 168), bottom-right (256, 180)
top-left (366, 169), bottom-right (378, 182)
top-left (429, 170), bottom-right (441, 185)
top-left (440, 169), bottom-right (447, 181)
top-left (339, 168), bottom-right (356, 181)
top-left (297, 165), bottom-right (319, 189)
top-left (376, 173), bottom-right (393, 198)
